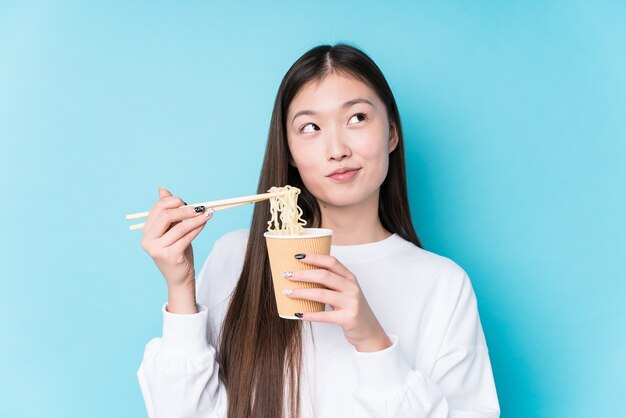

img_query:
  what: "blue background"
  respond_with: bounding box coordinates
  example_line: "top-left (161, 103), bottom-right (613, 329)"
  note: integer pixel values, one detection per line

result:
top-left (1, 1), bottom-right (624, 417)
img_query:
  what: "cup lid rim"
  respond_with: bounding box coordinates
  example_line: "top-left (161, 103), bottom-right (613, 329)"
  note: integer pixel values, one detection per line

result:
top-left (263, 228), bottom-right (333, 238)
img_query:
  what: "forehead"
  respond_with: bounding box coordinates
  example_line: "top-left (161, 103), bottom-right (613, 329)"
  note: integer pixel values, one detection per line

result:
top-left (288, 73), bottom-right (383, 115)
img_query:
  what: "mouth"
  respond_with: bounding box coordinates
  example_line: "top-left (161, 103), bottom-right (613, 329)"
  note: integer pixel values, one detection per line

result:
top-left (326, 167), bottom-right (361, 183)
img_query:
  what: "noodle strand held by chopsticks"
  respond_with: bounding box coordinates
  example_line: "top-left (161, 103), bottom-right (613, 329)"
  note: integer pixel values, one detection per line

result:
top-left (266, 185), bottom-right (307, 235)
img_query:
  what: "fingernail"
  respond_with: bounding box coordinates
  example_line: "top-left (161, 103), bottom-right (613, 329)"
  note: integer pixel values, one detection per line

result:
top-left (282, 288), bottom-right (293, 296)
top-left (281, 271), bottom-right (293, 278)
top-left (294, 312), bottom-right (304, 318)
top-left (294, 253), bottom-right (305, 260)
top-left (204, 208), bottom-right (215, 218)
top-left (194, 205), bottom-right (205, 213)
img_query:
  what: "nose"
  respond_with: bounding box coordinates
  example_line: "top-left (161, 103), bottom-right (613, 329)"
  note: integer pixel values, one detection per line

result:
top-left (325, 128), bottom-right (351, 161)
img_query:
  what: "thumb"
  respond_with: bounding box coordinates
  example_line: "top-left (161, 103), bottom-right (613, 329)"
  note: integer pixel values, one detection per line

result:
top-left (158, 185), bottom-right (172, 199)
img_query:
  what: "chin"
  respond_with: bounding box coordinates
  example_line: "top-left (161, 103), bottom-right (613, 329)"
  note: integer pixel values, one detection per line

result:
top-left (317, 188), bottom-right (378, 209)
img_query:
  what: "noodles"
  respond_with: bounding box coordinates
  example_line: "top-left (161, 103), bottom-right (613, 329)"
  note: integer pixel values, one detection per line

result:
top-left (266, 185), bottom-right (307, 235)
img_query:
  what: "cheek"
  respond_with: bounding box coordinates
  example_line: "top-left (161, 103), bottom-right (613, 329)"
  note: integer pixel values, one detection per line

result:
top-left (289, 136), bottom-right (324, 172)
top-left (359, 137), bottom-right (391, 182)
top-left (290, 147), bottom-right (320, 182)
top-left (296, 160), bottom-right (320, 184)
top-left (360, 134), bottom-right (389, 164)
top-left (290, 146), bottom-right (311, 169)
top-left (372, 152), bottom-right (390, 181)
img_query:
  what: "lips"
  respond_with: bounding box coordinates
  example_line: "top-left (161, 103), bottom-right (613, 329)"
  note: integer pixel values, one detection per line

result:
top-left (327, 167), bottom-right (361, 183)
top-left (327, 167), bottom-right (359, 176)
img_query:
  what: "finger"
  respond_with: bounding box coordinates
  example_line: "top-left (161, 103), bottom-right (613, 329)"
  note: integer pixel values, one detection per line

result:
top-left (153, 195), bottom-right (187, 211)
top-left (158, 212), bottom-right (211, 247)
top-left (143, 191), bottom-right (179, 234)
top-left (293, 253), bottom-right (352, 278)
top-left (144, 196), bottom-right (193, 239)
top-left (142, 186), bottom-right (180, 233)
top-left (285, 269), bottom-right (348, 291)
top-left (157, 205), bottom-right (208, 235)
top-left (158, 185), bottom-right (172, 199)
top-left (169, 215), bottom-right (211, 253)
top-left (286, 287), bottom-right (343, 308)
top-left (296, 310), bottom-right (342, 324)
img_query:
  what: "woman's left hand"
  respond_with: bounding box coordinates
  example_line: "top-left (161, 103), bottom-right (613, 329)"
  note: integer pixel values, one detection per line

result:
top-left (284, 253), bottom-right (392, 353)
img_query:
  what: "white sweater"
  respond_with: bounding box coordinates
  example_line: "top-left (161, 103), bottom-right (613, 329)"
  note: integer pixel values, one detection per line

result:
top-left (138, 229), bottom-right (500, 418)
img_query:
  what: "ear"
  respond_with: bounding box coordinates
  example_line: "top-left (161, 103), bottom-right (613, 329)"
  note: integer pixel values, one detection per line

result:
top-left (388, 121), bottom-right (399, 153)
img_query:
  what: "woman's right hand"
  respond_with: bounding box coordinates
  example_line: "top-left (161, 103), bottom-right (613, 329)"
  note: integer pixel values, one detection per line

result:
top-left (140, 186), bottom-right (212, 313)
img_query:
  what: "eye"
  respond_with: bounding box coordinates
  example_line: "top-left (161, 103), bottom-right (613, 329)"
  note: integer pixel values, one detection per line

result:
top-left (301, 123), bottom-right (320, 133)
top-left (348, 113), bottom-right (367, 125)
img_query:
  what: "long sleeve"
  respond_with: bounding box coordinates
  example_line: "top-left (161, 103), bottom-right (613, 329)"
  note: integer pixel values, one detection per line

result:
top-left (137, 230), bottom-right (247, 418)
top-left (351, 274), bottom-right (500, 418)
top-left (137, 304), bottom-right (228, 418)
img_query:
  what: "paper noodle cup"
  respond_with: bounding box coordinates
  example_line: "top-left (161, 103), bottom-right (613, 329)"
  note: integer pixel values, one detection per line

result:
top-left (264, 228), bottom-right (333, 319)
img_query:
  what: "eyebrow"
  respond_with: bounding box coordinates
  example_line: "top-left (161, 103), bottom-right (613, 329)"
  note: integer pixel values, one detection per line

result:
top-left (291, 98), bottom-right (374, 124)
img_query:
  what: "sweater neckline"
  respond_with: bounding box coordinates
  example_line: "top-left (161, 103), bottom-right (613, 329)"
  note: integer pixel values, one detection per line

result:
top-left (330, 233), bottom-right (410, 263)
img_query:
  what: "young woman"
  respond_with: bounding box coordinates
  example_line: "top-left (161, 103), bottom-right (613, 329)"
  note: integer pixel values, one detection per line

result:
top-left (137, 44), bottom-right (500, 418)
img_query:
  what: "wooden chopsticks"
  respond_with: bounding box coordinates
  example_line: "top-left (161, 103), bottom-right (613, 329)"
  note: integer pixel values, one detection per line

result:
top-left (125, 192), bottom-right (277, 231)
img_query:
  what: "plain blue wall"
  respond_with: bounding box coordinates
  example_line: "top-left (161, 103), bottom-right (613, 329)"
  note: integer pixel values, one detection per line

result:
top-left (1, 1), bottom-right (624, 417)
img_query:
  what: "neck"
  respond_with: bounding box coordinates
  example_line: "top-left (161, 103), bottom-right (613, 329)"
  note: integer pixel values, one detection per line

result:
top-left (318, 198), bottom-right (391, 246)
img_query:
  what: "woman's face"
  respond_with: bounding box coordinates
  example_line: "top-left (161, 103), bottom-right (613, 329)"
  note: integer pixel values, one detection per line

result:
top-left (286, 72), bottom-right (398, 210)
